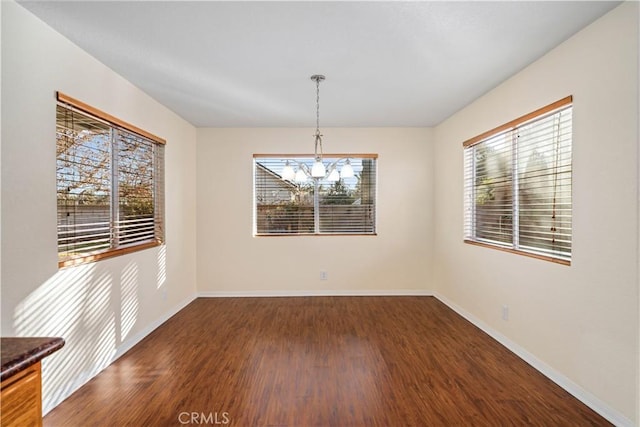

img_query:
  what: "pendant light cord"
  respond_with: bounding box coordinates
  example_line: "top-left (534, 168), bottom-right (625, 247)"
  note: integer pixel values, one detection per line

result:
top-left (316, 77), bottom-right (321, 135)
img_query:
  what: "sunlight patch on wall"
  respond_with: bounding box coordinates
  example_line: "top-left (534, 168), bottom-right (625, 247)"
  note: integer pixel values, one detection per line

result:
top-left (157, 244), bottom-right (167, 288)
top-left (14, 264), bottom-right (94, 337)
top-left (120, 261), bottom-right (139, 339)
top-left (13, 263), bottom-right (117, 414)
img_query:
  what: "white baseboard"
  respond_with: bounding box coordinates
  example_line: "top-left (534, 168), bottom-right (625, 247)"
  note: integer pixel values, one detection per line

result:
top-left (434, 293), bottom-right (634, 427)
top-left (197, 289), bottom-right (433, 298)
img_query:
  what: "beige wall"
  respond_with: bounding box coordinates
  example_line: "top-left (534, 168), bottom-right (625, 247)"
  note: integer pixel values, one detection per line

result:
top-left (0, 2), bottom-right (197, 413)
top-left (433, 2), bottom-right (639, 424)
top-left (196, 127), bottom-right (433, 295)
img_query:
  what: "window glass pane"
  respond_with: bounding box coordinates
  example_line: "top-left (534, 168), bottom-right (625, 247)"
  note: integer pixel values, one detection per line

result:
top-left (56, 106), bottom-right (112, 259)
top-left (517, 108), bottom-right (572, 258)
top-left (117, 130), bottom-right (156, 246)
top-left (255, 158), bottom-right (315, 234)
top-left (318, 158), bottom-right (376, 234)
top-left (473, 133), bottom-right (513, 245)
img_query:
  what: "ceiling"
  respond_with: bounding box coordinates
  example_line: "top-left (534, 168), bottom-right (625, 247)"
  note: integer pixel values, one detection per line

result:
top-left (20, 1), bottom-right (619, 127)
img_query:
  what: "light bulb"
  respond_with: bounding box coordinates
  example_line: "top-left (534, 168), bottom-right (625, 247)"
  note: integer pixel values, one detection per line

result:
top-left (311, 160), bottom-right (326, 178)
top-left (281, 162), bottom-right (295, 181)
top-left (340, 159), bottom-right (354, 178)
top-left (327, 169), bottom-right (340, 182)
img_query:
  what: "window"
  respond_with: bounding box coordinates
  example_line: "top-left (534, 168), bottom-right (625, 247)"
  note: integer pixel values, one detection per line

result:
top-left (463, 96), bottom-right (572, 265)
top-left (253, 155), bottom-right (377, 235)
top-left (56, 92), bottom-right (165, 267)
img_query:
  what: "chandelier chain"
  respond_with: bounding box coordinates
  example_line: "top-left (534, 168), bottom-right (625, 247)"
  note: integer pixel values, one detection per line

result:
top-left (310, 74), bottom-right (325, 161)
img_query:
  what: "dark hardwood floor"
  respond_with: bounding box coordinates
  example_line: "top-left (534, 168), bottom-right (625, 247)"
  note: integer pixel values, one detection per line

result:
top-left (44, 297), bottom-right (610, 426)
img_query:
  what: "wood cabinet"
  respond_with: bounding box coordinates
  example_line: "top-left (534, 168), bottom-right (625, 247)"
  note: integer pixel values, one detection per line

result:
top-left (1, 337), bottom-right (64, 427)
top-left (0, 362), bottom-right (42, 427)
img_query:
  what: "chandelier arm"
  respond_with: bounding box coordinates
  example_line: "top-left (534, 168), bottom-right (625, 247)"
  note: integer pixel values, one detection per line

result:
top-left (293, 157), bottom-right (353, 181)
top-left (323, 158), bottom-right (349, 169)
top-left (298, 162), bottom-right (311, 175)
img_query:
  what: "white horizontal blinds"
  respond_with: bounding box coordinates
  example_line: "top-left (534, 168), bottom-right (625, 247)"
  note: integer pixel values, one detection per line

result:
top-left (516, 106), bottom-right (572, 260)
top-left (115, 129), bottom-right (157, 247)
top-left (56, 105), bottom-right (112, 259)
top-left (319, 158), bottom-right (376, 234)
top-left (253, 156), bottom-right (377, 235)
top-left (465, 132), bottom-right (514, 246)
top-left (56, 97), bottom-right (165, 266)
top-left (463, 98), bottom-right (572, 263)
top-left (255, 158), bottom-right (314, 234)
top-left (154, 143), bottom-right (166, 243)
top-left (463, 149), bottom-right (474, 239)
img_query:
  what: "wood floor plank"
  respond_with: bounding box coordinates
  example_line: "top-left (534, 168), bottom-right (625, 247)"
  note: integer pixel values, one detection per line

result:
top-left (44, 297), bottom-right (611, 426)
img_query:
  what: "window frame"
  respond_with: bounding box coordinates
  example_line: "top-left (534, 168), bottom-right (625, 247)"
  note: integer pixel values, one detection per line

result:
top-left (253, 153), bottom-right (378, 237)
top-left (56, 92), bottom-right (166, 268)
top-left (462, 96), bottom-right (572, 265)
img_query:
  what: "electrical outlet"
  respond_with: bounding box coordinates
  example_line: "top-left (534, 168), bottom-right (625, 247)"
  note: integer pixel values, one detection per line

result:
top-left (502, 305), bottom-right (509, 321)
top-left (320, 271), bottom-right (328, 280)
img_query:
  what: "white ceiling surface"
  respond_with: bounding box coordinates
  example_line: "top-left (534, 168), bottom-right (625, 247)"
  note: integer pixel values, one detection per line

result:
top-left (20, 1), bottom-right (619, 127)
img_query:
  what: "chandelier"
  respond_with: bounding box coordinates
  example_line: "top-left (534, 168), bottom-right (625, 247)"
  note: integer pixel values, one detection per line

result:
top-left (280, 75), bottom-right (354, 182)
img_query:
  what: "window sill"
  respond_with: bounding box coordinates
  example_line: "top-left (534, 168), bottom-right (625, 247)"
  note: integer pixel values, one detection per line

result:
top-left (58, 241), bottom-right (162, 269)
top-left (463, 239), bottom-right (570, 266)
top-left (254, 233), bottom-right (377, 237)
